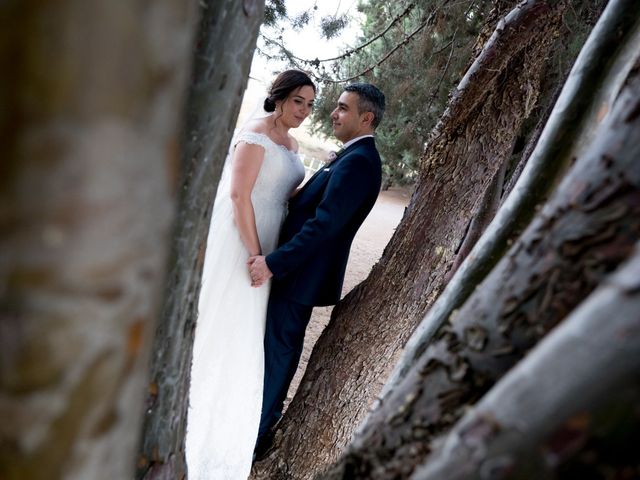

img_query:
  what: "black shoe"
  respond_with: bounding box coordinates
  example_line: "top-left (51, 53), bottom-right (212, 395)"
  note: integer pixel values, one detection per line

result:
top-left (253, 431), bottom-right (275, 463)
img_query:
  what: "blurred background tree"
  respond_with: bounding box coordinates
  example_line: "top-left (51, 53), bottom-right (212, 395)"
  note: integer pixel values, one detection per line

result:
top-left (260, 0), bottom-right (607, 188)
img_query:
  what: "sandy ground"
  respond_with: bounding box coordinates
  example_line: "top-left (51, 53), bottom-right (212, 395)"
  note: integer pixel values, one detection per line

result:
top-left (283, 186), bottom-right (410, 409)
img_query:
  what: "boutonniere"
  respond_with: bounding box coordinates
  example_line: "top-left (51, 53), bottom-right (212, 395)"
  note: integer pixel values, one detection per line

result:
top-left (325, 148), bottom-right (344, 165)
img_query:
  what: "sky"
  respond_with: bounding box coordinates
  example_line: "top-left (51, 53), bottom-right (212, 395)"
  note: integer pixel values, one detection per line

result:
top-left (250, 0), bottom-right (364, 83)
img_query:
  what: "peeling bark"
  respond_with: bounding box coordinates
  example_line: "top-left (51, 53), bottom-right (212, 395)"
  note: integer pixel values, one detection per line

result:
top-left (253, 1), bottom-right (568, 478)
top-left (323, 46), bottom-right (640, 479)
top-left (136, 1), bottom-right (265, 479)
top-left (386, 0), bottom-right (640, 393)
top-left (412, 243), bottom-right (640, 480)
top-left (0, 1), bottom-right (196, 479)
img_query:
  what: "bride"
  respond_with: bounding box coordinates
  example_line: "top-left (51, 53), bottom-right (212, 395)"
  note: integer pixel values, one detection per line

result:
top-left (186, 70), bottom-right (316, 479)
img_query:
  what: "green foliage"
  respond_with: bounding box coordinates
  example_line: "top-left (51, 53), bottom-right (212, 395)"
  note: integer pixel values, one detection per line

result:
top-left (262, 0), bottom-right (607, 188)
top-left (320, 16), bottom-right (350, 39)
top-left (310, 0), bottom-right (495, 187)
top-left (264, 0), bottom-right (287, 27)
top-left (263, 2), bottom-right (348, 41)
top-left (292, 10), bottom-right (312, 29)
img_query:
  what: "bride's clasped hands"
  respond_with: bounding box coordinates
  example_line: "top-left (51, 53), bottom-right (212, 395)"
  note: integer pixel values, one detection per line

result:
top-left (247, 255), bottom-right (272, 287)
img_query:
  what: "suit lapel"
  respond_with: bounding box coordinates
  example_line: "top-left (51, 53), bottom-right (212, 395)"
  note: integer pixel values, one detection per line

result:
top-left (295, 137), bottom-right (374, 197)
top-left (299, 164), bottom-right (326, 192)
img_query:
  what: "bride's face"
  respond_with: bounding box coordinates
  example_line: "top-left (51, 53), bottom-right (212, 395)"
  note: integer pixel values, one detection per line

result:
top-left (277, 85), bottom-right (315, 128)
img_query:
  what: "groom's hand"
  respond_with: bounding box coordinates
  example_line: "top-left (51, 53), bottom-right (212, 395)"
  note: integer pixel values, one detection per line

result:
top-left (248, 255), bottom-right (273, 287)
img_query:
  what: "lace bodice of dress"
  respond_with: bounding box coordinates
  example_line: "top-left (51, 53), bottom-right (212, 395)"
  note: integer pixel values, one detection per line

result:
top-left (233, 130), bottom-right (305, 211)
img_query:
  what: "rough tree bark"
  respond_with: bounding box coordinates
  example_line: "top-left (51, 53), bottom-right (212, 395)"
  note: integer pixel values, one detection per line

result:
top-left (322, 46), bottom-right (640, 479)
top-left (253, 1), bottom-right (569, 477)
top-left (0, 1), bottom-right (196, 479)
top-left (444, 159), bottom-right (506, 283)
top-left (412, 243), bottom-right (640, 479)
top-left (385, 0), bottom-right (640, 393)
top-left (136, 1), bottom-right (264, 479)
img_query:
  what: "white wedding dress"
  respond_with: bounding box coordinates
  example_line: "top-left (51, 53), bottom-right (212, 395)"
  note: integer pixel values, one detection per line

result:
top-left (186, 131), bottom-right (305, 479)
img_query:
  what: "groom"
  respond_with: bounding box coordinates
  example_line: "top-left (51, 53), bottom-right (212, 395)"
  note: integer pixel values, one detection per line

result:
top-left (249, 83), bottom-right (385, 457)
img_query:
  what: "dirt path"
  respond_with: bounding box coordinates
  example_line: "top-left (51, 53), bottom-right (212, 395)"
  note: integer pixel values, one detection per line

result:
top-left (283, 187), bottom-right (410, 408)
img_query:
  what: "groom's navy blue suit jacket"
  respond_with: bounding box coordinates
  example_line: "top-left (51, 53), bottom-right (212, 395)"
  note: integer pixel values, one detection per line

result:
top-left (266, 137), bottom-right (381, 306)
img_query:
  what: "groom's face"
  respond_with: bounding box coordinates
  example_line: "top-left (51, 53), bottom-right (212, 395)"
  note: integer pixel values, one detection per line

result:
top-left (331, 92), bottom-right (367, 143)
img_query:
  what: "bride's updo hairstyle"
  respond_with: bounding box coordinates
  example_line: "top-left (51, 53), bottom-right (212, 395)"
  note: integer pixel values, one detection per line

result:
top-left (263, 70), bottom-right (316, 112)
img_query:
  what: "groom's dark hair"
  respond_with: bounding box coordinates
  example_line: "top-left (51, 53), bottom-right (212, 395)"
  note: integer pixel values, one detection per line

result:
top-left (344, 83), bottom-right (385, 129)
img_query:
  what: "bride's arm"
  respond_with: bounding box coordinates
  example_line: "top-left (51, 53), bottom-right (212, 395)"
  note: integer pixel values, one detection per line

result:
top-left (229, 142), bottom-right (265, 256)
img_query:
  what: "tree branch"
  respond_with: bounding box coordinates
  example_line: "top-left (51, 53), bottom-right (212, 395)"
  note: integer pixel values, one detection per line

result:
top-left (384, 0), bottom-right (640, 393)
top-left (259, 0), bottom-right (480, 84)
top-left (255, 0), bottom-right (569, 477)
top-left (445, 157), bottom-right (506, 283)
top-left (413, 243), bottom-right (640, 479)
top-left (136, 1), bottom-right (264, 478)
top-left (324, 40), bottom-right (640, 479)
top-left (261, 2), bottom-right (418, 65)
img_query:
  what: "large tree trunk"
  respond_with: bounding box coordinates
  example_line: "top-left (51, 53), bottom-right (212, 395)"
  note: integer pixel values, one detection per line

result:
top-left (385, 0), bottom-right (640, 393)
top-left (136, 1), bottom-right (265, 479)
top-left (322, 44), bottom-right (640, 479)
top-left (253, 1), bottom-right (569, 477)
top-left (444, 158), bottom-right (506, 283)
top-left (0, 2), bottom-right (196, 479)
top-left (412, 242), bottom-right (640, 479)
